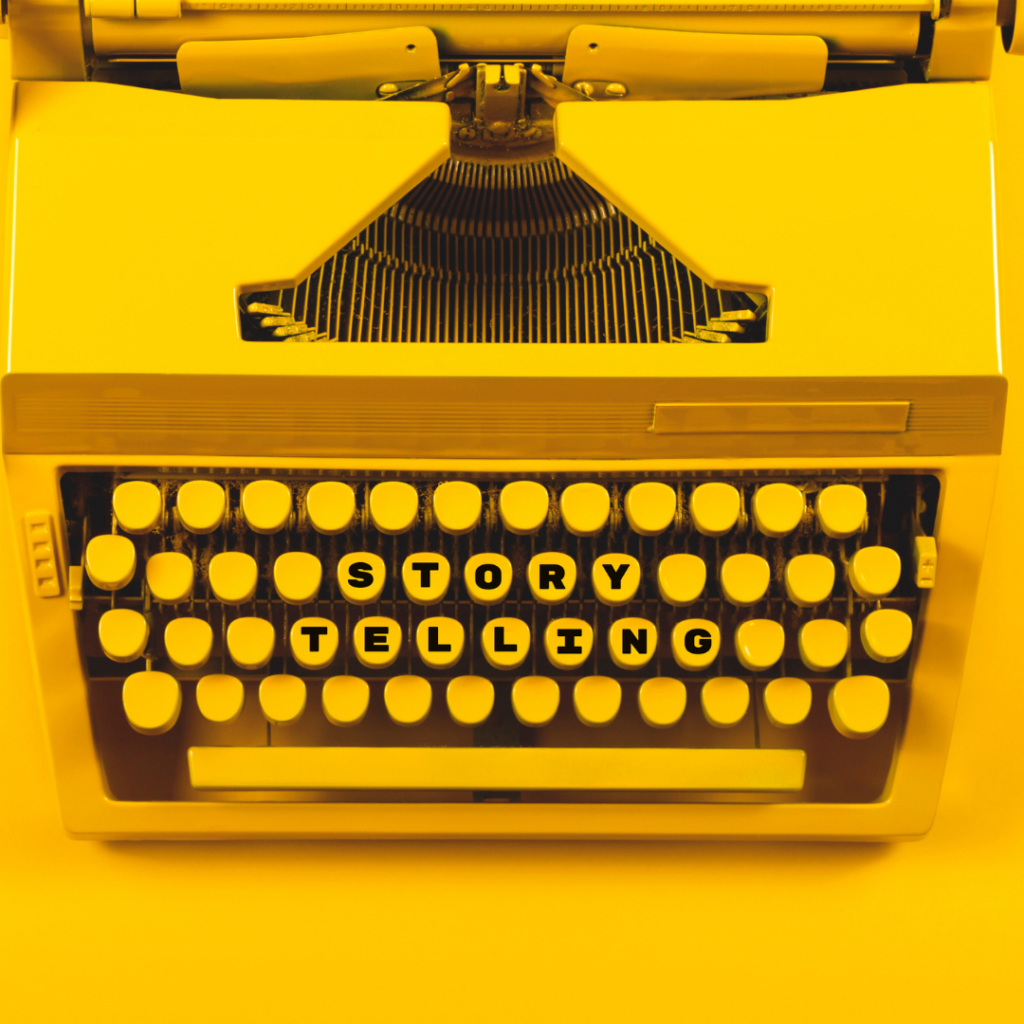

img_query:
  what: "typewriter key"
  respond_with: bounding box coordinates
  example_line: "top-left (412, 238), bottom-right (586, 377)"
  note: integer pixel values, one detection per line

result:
top-left (574, 676), bottom-right (622, 727)
top-left (829, 676), bottom-right (890, 739)
top-left (798, 619), bottom-right (849, 673)
top-left (701, 677), bottom-right (750, 728)
top-left (638, 678), bottom-right (687, 728)
top-left (763, 678), bottom-right (812, 728)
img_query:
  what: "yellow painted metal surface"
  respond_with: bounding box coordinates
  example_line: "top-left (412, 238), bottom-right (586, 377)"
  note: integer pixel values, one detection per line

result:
top-left (555, 85), bottom-right (999, 372)
top-left (178, 26), bottom-right (441, 99)
top-left (188, 744), bottom-right (808, 791)
top-left (561, 24), bottom-right (829, 99)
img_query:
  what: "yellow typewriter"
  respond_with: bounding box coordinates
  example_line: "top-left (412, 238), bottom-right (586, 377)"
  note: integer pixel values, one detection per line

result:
top-left (2, 0), bottom-right (1017, 839)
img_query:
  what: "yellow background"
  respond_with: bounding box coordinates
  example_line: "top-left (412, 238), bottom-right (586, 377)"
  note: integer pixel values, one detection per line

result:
top-left (2, 42), bottom-right (1023, 1022)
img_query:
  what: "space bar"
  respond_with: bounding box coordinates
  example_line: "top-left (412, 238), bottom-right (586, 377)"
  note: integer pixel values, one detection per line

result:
top-left (188, 747), bottom-right (806, 792)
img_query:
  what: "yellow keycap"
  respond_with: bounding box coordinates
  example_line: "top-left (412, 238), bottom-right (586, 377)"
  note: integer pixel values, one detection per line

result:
top-left (273, 551), bottom-right (323, 605)
top-left (480, 617), bottom-right (531, 670)
top-left (701, 677), bottom-right (750, 728)
top-left (176, 480), bottom-right (225, 534)
top-left (816, 484), bottom-right (867, 539)
top-left (401, 553), bottom-right (451, 605)
top-left (499, 480), bottom-right (549, 535)
top-left (848, 546), bottom-right (901, 599)
top-left (384, 674), bottom-right (432, 726)
top-left (146, 551), bottom-right (194, 604)
top-left (574, 675), bottom-right (621, 726)
top-left (305, 481), bottom-right (355, 534)
top-left (464, 553), bottom-right (513, 605)
top-left (209, 551), bottom-right (258, 605)
top-left (861, 609), bottom-right (914, 663)
top-left (657, 553), bottom-right (706, 607)
top-left (753, 482), bottom-right (805, 537)
top-left (289, 616), bottom-right (339, 670)
top-left (433, 481), bottom-right (482, 535)
top-left (164, 617), bottom-right (213, 671)
top-left (544, 617), bottom-right (594, 670)
top-left (447, 675), bottom-right (494, 726)
top-left (527, 552), bottom-right (577, 604)
top-left (259, 674), bottom-right (306, 725)
top-left (667, 614), bottom-right (716, 671)
top-left (720, 553), bottom-right (771, 606)
top-left (337, 552), bottom-right (386, 604)
top-left (226, 616), bottom-right (275, 671)
top-left (98, 608), bottom-right (149, 663)
top-left (560, 482), bottom-right (610, 536)
top-left (85, 534), bottom-right (136, 591)
top-left (690, 482), bottom-right (740, 536)
top-left (123, 671), bottom-right (181, 735)
top-left (369, 480), bottom-right (419, 535)
top-left (591, 553), bottom-right (641, 606)
top-left (798, 619), bottom-right (849, 672)
top-left (763, 677), bottom-right (812, 728)
top-left (512, 676), bottom-right (560, 726)
top-left (828, 675), bottom-right (890, 739)
top-left (242, 479), bottom-right (292, 534)
top-left (672, 618), bottom-right (720, 670)
top-left (624, 481), bottom-right (677, 535)
top-left (113, 480), bottom-right (162, 534)
top-left (322, 676), bottom-right (370, 726)
top-left (608, 617), bottom-right (657, 669)
top-left (735, 619), bottom-right (785, 672)
top-left (196, 674), bottom-right (245, 724)
top-left (784, 553), bottom-right (835, 607)
top-left (353, 616), bottom-right (403, 669)
top-left (638, 677), bottom-right (687, 728)
top-left (416, 616), bottom-right (465, 670)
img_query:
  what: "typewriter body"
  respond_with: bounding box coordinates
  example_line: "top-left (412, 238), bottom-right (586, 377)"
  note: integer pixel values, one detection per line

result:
top-left (2, 0), bottom-right (1016, 839)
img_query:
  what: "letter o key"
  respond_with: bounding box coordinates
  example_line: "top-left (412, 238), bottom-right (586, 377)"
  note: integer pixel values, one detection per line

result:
top-left (671, 619), bottom-right (721, 670)
top-left (463, 553), bottom-right (513, 605)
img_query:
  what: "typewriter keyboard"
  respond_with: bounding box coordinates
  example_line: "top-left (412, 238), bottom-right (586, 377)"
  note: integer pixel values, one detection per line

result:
top-left (60, 470), bottom-right (938, 804)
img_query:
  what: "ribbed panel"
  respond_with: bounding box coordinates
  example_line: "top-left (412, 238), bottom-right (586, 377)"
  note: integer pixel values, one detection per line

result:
top-left (905, 398), bottom-right (993, 432)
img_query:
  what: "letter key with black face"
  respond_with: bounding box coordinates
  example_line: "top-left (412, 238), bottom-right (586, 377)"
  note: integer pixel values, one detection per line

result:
top-left (301, 625), bottom-right (330, 652)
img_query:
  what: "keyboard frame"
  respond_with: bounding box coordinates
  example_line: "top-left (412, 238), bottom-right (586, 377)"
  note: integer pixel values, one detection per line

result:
top-left (6, 451), bottom-right (998, 840)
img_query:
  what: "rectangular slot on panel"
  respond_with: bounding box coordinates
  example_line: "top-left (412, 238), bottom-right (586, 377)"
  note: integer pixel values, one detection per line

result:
top-left (652, 402), bottom-right (910, 434)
